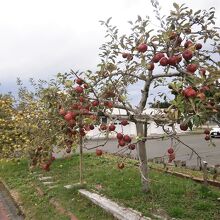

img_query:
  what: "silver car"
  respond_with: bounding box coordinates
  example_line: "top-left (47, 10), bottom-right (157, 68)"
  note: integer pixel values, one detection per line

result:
top-left (210, 127), bottom-right (220, 138)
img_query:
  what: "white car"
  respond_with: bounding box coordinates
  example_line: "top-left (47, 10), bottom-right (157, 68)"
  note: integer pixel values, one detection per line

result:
top-left (210, 127), bottom-right (220, 138)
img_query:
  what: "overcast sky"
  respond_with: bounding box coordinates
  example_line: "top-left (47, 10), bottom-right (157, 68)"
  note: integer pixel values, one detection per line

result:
top-left (0, 0), bottom-right (219, 97)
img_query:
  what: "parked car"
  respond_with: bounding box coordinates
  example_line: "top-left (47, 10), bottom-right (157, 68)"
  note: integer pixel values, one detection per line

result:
top-left (210, 127), bottom-right (220, 138)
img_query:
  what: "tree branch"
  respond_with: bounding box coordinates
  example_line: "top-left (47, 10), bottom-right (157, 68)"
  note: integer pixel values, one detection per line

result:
top-left (137, 78), bottom-right (151, 113)
top-left (151, 72), bottom-right (182, 80)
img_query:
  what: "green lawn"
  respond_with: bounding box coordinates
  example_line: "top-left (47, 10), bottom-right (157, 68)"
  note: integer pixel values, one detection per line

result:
top-left (1, 154), bottom-right (220, 220)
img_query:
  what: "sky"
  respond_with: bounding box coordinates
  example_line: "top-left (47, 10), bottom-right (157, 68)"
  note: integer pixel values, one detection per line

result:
top-left (0, 0), bottom-right (219, 102)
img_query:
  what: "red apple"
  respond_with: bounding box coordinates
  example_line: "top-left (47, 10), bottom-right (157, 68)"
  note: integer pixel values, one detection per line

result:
top-left (92, 100), bottom-right (99, 107)
top-left (184, 40), bottom-right (193, 48)
top-left (128, 144), bottom-right (136, 150)
top-left (109, 124), bottom-right (116, 131)
top-left (123, 135), bottom-right (131, 143)
top-left (64, 111), bottom-right (75, 121)
top-left (176, 55), bottom-right (182, 63)
top-left (167, 147), bottom-right (174, 154)
top-left (169, 32), bottom-right (177, 40)
top-left (89, 124), bottom-right (95, 130)
top-left (160, 57), bottom-right (169, 66)
top-left (121, 119), bottom-right (128, 126)
top-left (83, 83), bottom-right (89, 89)
top-left (127, 54), bottom-right (133, 61)
top-left (204, 129), bottom-right (210, 135)
top-left (118, 139), bottom-right (126, 147)
top-left (176, 36), bottom-right (183, 45)
top-left (122, 52), bottom-right (129, 58)
top-left (147, 62), bottom-right (155, 71)
top-left (195, 43), bottom-right (202, 50)
top-left (75, 86), bottom-right (84, 93)
top-left (168, 56), bottom-right (177, 66)
top-left (96, 149), bottom-right (103, 156)
top-left (152, 53), bottom-right (164, 63)
top-left (186, 63), bottom-right (197, 73)
top-left (41, 163), bottom-right (50, 172)
top-left (76, 78), bottom-right (84, 85)
top-left (117, 162), bottom-right (125, 169)
top-left (180, 123), bottom-right (188, 131)
top-left (199, 68), bottom-right (206, 76)
top-left (183, 87), bottom-right (197, 98)
top-left (137, 43), bottom-right (148, 53)
top-left (100, 124), bottom-right (107, 131)
top-left (182, 50), bottom-right (193, 60)
top-left (117, 133), bottom-right (123, 140)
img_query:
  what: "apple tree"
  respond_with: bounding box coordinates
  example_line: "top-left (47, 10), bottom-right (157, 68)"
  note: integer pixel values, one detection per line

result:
top-left (9, 1), bottom-right (219, 192)
top-left (63, 1), bottom-right (219, 192)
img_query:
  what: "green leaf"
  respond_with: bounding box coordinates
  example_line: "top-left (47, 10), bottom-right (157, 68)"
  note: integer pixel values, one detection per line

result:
top-left (137, 15), bottom-right (142, 22)
top-left (208, 13), bottom-right (214, 20)
top-left (106, 17), bottom-right (112, 24)
top-left (194, 10), bottom-right (201, 15)
top-left (120, 35), bottom-right (126, 49)
top-left (173, 3), bottom-right (179, 10)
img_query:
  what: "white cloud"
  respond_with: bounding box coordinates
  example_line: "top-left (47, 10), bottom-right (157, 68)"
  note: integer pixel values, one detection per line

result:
top-left (0, 0), bottom-right (219, 94)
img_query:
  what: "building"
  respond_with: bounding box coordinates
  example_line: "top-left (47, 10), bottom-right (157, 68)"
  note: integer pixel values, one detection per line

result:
top-left (86, 108), bottom-right (186, 139)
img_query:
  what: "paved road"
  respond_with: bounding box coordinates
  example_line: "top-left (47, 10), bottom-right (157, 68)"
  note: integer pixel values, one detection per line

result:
top-left (0, 183), bottom-right (24, 220)
top-left (83, 134), bottom-right (220, 167)
top-left (54, 134), bottom-right (220, 167)
top-left (0, 200), bottom-right (10, 220)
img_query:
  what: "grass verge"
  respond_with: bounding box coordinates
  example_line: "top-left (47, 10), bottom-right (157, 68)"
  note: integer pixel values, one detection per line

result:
top-left (1, 154), bottom-right (220, 220)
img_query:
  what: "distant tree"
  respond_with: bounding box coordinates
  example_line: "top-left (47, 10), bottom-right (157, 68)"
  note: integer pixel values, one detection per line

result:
top-left (16, 79), bottom-right (68, 171)
top-left (0, 94), bottom-right (28, 158)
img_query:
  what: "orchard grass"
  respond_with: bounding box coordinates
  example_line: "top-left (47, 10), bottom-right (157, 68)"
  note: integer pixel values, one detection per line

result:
top-left (0, 154), bottom-right (220, 220)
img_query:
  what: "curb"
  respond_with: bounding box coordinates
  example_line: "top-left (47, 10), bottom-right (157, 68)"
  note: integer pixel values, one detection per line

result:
top-left (79, 189), bottom-right (151, 220)
top-left (152, 167), bottom-right (220, 188)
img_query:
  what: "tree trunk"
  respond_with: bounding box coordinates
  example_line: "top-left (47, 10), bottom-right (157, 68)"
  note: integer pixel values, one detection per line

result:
top-left (79, 134), bottom-right (83, 184)
top-left (136, 122), bottom-right (149, 192)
